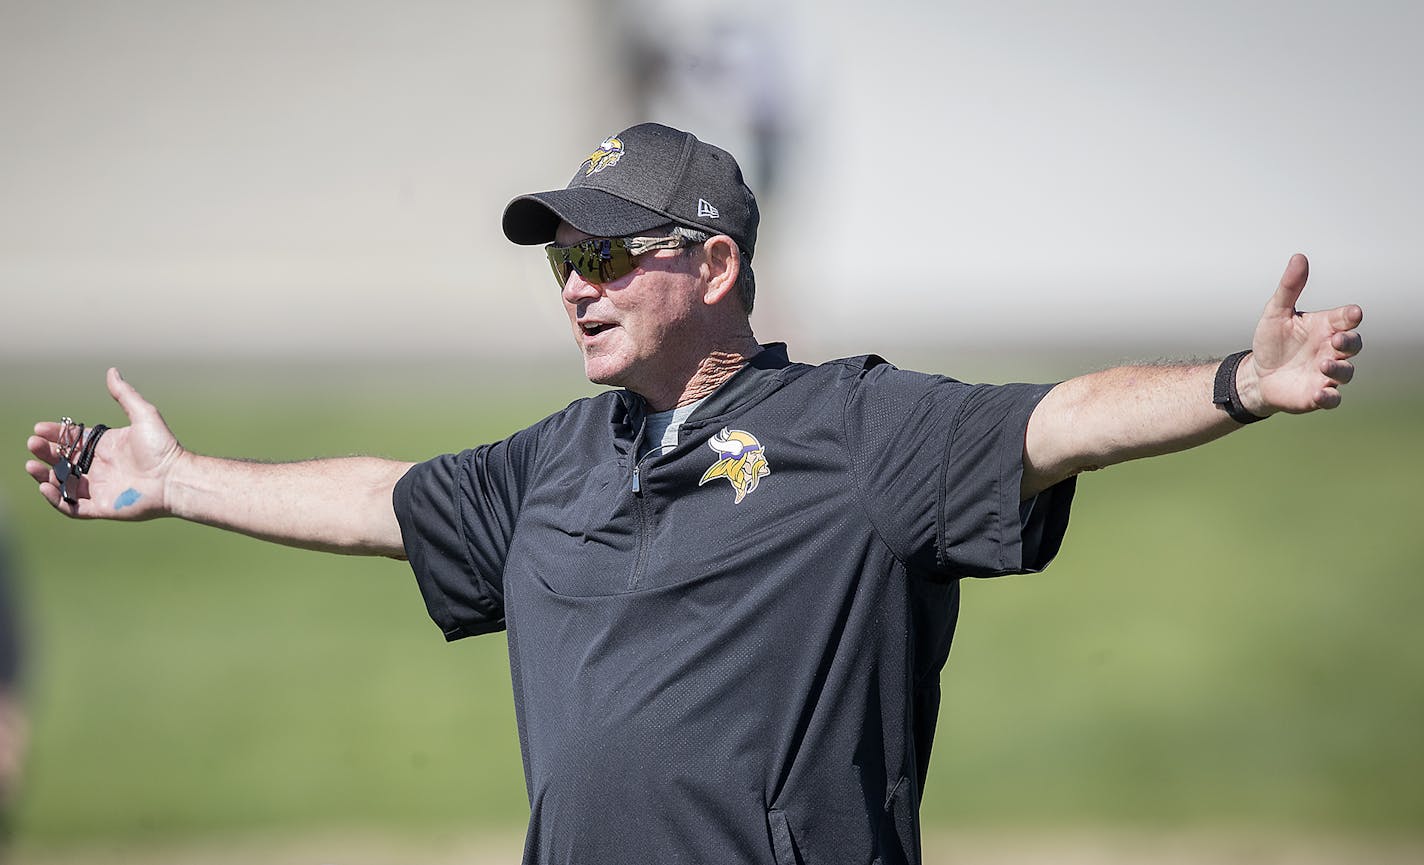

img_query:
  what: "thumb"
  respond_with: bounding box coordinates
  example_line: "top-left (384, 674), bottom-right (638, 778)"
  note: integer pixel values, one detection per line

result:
top-left (106, 367), bottom-right (158, 424)
top-left (1265, 253), bottom-right (1309, 316)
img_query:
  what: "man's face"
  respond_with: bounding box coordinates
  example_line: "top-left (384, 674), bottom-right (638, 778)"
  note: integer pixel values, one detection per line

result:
top-left (555, 223), bottom-right (705, 393)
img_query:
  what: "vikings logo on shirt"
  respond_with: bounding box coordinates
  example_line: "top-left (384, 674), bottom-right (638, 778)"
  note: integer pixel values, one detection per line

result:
top-left (582, 136), bottom-right (625, 176)
top-left (699, 428), bottom-right (771, 504)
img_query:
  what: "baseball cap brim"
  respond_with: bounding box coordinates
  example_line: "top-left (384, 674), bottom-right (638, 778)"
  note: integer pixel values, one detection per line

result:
top-left (502, 187), bottom-right (673, 246)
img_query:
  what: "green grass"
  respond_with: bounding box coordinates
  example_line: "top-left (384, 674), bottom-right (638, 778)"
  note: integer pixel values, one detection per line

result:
top-left (1, 357), bottom-right (1420, 847)
top-left (929, 385), bottom-right (1424, 834)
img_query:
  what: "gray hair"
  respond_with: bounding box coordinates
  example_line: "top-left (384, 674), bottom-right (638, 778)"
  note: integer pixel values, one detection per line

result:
top-left (667, 225), bottom-right (757, 315)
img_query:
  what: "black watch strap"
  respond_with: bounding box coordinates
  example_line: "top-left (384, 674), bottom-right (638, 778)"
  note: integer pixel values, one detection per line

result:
top-left (1212, 350), bottom-right (1268, 424)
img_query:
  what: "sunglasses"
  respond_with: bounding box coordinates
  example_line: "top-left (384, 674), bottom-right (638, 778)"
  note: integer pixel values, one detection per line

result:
top-left (545, 234), bottom-right (688, 287)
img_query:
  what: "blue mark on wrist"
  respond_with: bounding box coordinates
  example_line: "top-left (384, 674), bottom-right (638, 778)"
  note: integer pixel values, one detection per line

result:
top-left (114, 488), bottom-right (142, 510)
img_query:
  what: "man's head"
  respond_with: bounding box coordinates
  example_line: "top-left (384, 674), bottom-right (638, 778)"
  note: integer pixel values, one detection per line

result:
top-left (502, 125), bottom-right (761, 405)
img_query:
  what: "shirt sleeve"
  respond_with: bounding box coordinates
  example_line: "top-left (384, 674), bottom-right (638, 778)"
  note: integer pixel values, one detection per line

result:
top-left (393, 423), bottom-right (544, 641)
top-left (846, 362), bottom-right (1075, 579)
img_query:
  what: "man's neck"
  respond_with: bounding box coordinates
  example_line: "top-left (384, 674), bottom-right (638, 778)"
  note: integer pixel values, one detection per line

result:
top-left (642, 338), bottom-right (763, 412)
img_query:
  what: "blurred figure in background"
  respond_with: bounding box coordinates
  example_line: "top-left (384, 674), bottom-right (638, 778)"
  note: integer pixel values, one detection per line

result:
top-left (0, 511), bottom-right (27, 847)
top-left (600, 0), bottom-right (794, 202)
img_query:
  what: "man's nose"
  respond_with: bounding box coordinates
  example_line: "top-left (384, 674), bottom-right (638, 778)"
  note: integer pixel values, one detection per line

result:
top-left (561, 271), bottom-right (602, 305)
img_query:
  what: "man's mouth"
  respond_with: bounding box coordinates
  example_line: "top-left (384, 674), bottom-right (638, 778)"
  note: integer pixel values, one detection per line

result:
top-left (580, 322), bottom-right (615, 337)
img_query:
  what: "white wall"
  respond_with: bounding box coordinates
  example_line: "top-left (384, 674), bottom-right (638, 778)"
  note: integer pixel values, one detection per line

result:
top-left (1, 0), bottom-right (1417, 362)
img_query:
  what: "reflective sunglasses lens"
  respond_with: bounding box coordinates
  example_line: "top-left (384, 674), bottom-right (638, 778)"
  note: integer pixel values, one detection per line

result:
top-left (547, 248), bottom-right (571, 286)
top-left (546, 239), bottom-right (638, 287)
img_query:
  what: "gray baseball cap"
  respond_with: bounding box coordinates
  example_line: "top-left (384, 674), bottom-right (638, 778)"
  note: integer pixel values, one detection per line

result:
top-left (502, 123), bottom-right (759, 258)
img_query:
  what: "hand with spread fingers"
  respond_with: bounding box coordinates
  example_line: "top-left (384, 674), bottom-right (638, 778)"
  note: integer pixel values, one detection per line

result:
top-left (25, 368), bottom-right (183, 520)
top-left (1020, 252), bottom-right (1365, 498)
top-left (1241, 253), bottom-right (1364, 416)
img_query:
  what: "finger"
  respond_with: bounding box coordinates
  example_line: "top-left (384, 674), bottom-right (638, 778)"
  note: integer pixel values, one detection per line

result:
top-left (25, 459), bottom-right (53, 484)
top-left (1321, 358), bottom-right (1354, 385)
top-left (24, 461), bottom-right (89, 512)
top-left (35, 478), bottom-right (84, 517)
top-left (32, 421), bottom-right (63, 441)
top-left (1332, 330), bottom-right (1363, 357)
top-left (107, 367), bottom-right (157, 424)
top-left (1314, 386), bottom-right (1342, 410)
top-left (28, 444), bottom-right (90, 513)
top-left (35, 480), bottom-right (63, 509)
top-left (1327, 304), bottom-right (1364, 332)
top-left (27, 435), bottom-right (59, 466)
top-left (1265, 253), bottom-right (1310, 316)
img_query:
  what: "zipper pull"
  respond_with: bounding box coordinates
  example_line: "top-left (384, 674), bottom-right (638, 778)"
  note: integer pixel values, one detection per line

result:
top-left (631, 464), bottom-right (642, 494)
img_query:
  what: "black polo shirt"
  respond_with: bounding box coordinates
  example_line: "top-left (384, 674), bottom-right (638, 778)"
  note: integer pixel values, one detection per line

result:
top-left (395, 344), bottom-right (1075, 865)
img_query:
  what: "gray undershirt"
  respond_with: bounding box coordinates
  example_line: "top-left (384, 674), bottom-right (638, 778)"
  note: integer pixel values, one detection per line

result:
top-left (641, 397), bottom-right (707, 458)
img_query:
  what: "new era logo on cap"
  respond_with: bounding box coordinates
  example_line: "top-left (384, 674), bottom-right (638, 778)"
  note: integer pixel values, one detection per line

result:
top-left (697, 199), bottom-right (720, 219)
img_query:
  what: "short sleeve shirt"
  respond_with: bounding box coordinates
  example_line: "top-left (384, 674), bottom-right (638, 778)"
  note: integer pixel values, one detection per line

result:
top-left (394, 344), bottom-right (1075, 865)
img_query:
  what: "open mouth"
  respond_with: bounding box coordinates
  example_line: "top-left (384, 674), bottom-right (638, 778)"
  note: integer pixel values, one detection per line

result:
top-left (580, 322), bottom-right (614, 336)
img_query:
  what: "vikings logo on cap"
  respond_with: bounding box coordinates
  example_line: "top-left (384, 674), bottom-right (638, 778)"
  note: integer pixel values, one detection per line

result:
top-left (699, 428), bottom-right (771, 504)
top-left (582, 136), bottom-right (625, 176)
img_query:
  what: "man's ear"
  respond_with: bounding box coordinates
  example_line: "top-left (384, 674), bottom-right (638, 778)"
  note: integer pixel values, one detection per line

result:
top-left (700, 235), bottom-right (741, 306)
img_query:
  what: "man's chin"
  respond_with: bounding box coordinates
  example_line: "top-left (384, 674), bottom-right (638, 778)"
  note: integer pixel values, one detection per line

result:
top-left (583, 358), bottom-right (629, 388)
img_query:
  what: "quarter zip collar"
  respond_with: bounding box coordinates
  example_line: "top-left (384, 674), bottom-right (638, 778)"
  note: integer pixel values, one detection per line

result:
top-left (612, 343), bottom-right (795, 451)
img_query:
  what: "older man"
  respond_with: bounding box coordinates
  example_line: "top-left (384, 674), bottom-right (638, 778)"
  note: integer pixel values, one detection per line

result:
top-left (26, 123), bottom-right (1362, 865)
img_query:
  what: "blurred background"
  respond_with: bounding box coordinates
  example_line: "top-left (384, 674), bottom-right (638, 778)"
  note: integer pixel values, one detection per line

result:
top-left (1, 1), bottom-right (1421, 863)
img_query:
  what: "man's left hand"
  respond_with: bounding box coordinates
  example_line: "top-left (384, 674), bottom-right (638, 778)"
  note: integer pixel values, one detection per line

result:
top-left (1240, 253), bottom-right (1364, 416)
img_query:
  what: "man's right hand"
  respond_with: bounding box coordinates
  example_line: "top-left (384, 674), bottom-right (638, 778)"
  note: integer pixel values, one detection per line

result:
top-left (26, 367), bottom-right (182, 520)
top-left (25, 368), bottom-right (414, 556)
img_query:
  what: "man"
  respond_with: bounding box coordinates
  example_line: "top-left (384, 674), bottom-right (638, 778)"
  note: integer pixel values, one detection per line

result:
top-left (25, 123), bottom-right (1362, 864)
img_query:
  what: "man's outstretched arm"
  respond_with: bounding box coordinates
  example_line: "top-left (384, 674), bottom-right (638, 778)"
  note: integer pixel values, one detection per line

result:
top-left (25, 368), bottom-right (413, 557)
top-left (1022, 254), bottom-right (1363, 499)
